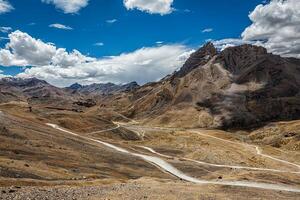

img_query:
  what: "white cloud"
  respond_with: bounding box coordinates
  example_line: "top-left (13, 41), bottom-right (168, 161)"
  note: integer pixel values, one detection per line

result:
top-left (211, 38), bottom-right (255, 51)
top-left (0, 26), bottom-right (12, 33)
top-left (0, 30), bottom-right (95, 67)
top-left (41, 0), bottom-right (89, 14)
top-left (0, 49), bottom-right (28, 66)
top-left (0, 30), bottom-right (192, 87)
top-left (202, 28), bottom-right (213, 33)
top-left (49, 23), bottom-right (73, 30)
top-left (94, 42), bottom-right (104, 46)
top-left (106, 19), bottom-right (117, 24)
top-left (0, 0), bottom-right (13, 14)
top-left (0, 73), bottom-right (11, 79)
top-left (123, 0), bottom-right (174, 15)
top-left (18, 45), bottom-right (192, 87)
top-left (242, 0), bottom-right (300, 58)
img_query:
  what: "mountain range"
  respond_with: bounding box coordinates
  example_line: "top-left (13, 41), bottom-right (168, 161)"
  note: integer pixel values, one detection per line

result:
top-left (98, 43), bottom-right (300, 129)
top-left (67, 81), bottom-right (139, 95)
top-left (1, 43), bottom-right (300, 199)
top-left (1, 43), bottom-right (300, 129)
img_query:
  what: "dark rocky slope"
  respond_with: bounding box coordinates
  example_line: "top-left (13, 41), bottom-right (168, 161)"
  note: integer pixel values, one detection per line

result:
top-left (118, 43), bottom-right (300, 129)
top-left (0, 78), bottom-right (84, 109)
top-left (67, 82), bottom-right (139, 95)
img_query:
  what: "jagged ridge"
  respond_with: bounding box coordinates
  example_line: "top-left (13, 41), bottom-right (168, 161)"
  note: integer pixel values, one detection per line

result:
top-left (116, 43), bottom-right (300, 129)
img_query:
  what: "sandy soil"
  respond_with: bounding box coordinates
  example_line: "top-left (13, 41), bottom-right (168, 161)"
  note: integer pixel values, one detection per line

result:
top-left (0, 103), bottom-right (300, 199)
top-left (1, 178), bottom-right (300, 200)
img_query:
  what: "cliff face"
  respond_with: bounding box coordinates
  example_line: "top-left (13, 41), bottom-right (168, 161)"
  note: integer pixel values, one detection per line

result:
top-left (174, 42), bottom-right (218, 78)
top-left (206, 45), bottom-right (300, 128)
top-left (122, 43), bottom-right (300, 129)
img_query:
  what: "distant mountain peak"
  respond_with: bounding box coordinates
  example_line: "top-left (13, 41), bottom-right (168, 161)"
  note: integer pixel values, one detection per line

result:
top-left (121, 81), bottom-right (139, 91)
top-left (175, 42), bottom-right (218, 78)
top-left (68, 83), bottom-right (83, 90)
top-left (0, 77), bottom-right (49, 87)
top-left (201, 42), bottom-right (217, 52)
top-left (67, 81), bottom-right (139, 95)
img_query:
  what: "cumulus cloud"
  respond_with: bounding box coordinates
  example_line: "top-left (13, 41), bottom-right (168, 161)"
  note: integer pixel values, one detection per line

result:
top-left (0, 26), bottom-right (12, 33)
top-left (18, 45), bottom-right (192, 87)
top-left (0, 30), bottom-right (192, 87)
top-left (0, 0), bottom-right (13, 14)
top-left (123, 0), bottom-right (174, 15)
top-left (242, 0), bottom-right (300, 58)
top-left (49, 23), bottom-right (73, 30)
top-left (41, 0), bottom-right (89, 14)
top-left (0, 30), bottom-right (95, 67)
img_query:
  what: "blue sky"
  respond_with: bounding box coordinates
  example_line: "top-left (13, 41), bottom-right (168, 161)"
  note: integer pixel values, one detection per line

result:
top-left (0, 0), bottom-right (298, 86)
top-left (0, 0), bottom-right (262, 55)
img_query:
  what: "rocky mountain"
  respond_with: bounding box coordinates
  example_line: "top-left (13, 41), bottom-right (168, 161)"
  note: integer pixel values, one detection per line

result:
top-left (0, 77), bottom-right (83, 108)
top-left (0, 77), bottom-right (139, 110)
top-left (174, 42), bottom-right (218, 78)
top-left (68, 82), bottom-right (83, 90)
top-left (1, 43), bottom-right (300, 129)
top-left (112, 43), bottom-right (300, 129)
top-left (67, 81), bottom-right (139, 95)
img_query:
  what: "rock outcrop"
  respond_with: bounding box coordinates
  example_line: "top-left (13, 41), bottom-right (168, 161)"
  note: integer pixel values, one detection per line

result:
top-left (175, 42), bottom-right (218, 78)
top-left (117, 43), bottom-right (300, 129)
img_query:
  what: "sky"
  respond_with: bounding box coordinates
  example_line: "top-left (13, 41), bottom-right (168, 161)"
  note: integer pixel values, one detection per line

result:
top-left (0, 0), bottom-right (299, 87)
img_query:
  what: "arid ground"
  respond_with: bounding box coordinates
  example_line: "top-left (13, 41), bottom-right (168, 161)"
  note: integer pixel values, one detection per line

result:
top-left (0, 102), bottom-right (299, 199)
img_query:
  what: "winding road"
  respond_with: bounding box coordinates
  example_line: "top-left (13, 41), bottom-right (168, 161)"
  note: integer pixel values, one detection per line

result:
top-left (126, 124), bottom-right (300, 172)
top-left (139, 146), bottom-right (300, 174)
top-left (47, 123), bottom-right (300, 193)
top-left (193, 130), bottom-right (300, 171)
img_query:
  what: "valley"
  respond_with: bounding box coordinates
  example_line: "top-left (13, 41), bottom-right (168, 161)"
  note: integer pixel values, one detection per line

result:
top-left (0, 43), bottom-right (300, 199)
top-left (0, 102), bottom-right (300, 199)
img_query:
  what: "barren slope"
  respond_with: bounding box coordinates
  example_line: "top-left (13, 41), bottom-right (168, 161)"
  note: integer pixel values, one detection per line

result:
top-left (107, 43), bottom-right (300, 129)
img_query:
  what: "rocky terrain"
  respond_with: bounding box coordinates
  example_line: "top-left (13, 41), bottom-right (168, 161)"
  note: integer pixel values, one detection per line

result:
top-left (0, 78), bottom-right (84, 110)
top-left (2, 178), bottom-right (300, 200)
top-left (2, 43), bottom-right (299, 130)
top-left (0, 43), bottom-right (300, 199)
top-left (67, 81), bottom-right (139, 95)
top-left (106, 43), bottom-right (300, 129)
